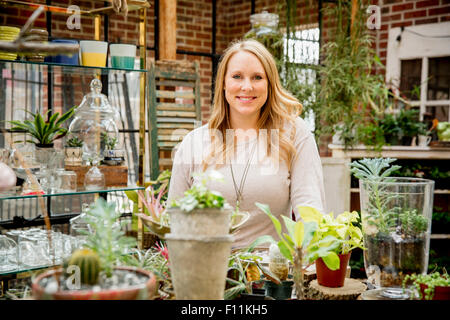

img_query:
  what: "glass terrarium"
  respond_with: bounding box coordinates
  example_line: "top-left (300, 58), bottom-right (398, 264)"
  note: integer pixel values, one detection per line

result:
top-left (359, 177), bottom-right (434, 299)
top-left (68, 78), bottom-right (120, 165)
top-left (244, 11), bottom-right (283, 61)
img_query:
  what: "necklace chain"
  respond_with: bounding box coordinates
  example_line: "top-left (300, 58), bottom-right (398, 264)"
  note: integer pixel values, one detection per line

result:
top-left (230, 141), bottom-right (257, 211)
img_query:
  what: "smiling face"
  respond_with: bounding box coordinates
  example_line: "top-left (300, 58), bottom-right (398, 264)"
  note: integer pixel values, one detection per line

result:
top-left (224, 50), bottom-right (268, 129)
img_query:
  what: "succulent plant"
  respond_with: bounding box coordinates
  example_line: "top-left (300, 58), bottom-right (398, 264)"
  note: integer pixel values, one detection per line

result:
top-left (68, 248), bottom-right (101, 285)
top-left (66, 135), bottom-right (84, 148)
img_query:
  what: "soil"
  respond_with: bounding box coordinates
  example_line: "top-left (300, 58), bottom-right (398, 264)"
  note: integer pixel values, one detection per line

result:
top-left (364, 234), bottom-right (427, 287)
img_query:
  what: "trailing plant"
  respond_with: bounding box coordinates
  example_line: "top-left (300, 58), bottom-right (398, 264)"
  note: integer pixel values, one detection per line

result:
top-left (169, 170), bottom-right (228, 212)
top-left (402, 271), bottom-right (450, 300)
top-left (65, 134), bottom-right (84, 148)
top-left (79, 198), bottom-right (136, 278)
top-left (8, 106), bottom-right (75, 146)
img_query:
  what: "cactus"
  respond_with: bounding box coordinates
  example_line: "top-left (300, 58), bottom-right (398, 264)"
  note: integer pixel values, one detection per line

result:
top-left (68, 248), bottom-right (101, 285)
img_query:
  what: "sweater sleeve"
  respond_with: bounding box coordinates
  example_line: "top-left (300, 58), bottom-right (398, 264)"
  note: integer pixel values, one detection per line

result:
top-left (166, 132), bottom-right (194, 205)
top-left (290, 118), bottom-right (326, 220)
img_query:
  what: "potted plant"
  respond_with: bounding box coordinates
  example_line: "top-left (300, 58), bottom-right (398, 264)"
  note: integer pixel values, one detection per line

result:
top-left (101, 132), bottom-right (124, 166)
top-left (379, 112), bottom-right (401, 146)
top-left (64, 134), bottom-right (84, 166)
top-left (8, 107), bottom-right (75, 148)
top-left (298, 206), bottom-right (365, 288)
top-left (168, 170), bottom-right (233, 237)
top-left (402, 271), bottom-right (450, 300)
top-left (31, 198), bottom-right (158, 300)
top-left (120, 242), bottom-right (174, 300)
top-left (396, 108), bottom-right (423, 146)
top-left (350, 158), bottom-right (434, 294)
top-left (224, 250), bottom-right (272, 300)
top-left (252, 202), bottom-right (320, 299)
top-left (165, 170), bottom-right (234, 299)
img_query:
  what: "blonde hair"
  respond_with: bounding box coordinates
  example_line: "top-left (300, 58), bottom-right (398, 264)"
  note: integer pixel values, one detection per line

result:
top-left (203, 39), bottom-right (302, 170)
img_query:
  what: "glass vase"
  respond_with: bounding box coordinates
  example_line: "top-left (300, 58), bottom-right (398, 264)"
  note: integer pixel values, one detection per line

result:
top-left (359, 177), bottom-right (434, 299)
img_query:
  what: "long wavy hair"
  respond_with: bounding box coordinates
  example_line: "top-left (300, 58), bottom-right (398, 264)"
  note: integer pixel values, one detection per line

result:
top-left (202, 39), bottom-right (302, 171)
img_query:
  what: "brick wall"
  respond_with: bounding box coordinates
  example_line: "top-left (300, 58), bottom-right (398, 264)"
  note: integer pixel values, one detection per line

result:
top-left (1, 0), bottom-right (449, 156)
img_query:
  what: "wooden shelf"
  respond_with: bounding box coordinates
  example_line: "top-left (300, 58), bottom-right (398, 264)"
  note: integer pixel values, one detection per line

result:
top-left (329, 144), bottom-right (450, 160)
top-left (350, 188), bottom-right (450, 194)
top-left (431, 234), bottom-right (450, 239)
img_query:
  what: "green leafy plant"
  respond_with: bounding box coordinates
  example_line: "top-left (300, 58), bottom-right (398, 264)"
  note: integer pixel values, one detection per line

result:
top-left (298, 206), bottom-right (365, 270)
top-left (119, 242), bottom-right (173, 299)
top-left (251, 202), bottom-right (318, 299)
top-left (399, 209), bottom-right (428, 238)
top-left (402, 271), bottom-right (450, 300)
top-left (8, 106), bottom-right (75, 146)
top-left (79, 198), bottom-right (137, 278)
top-left (170, 170), bottom-right (228, 212)
top-left (101, 132), bottom-right (118, 150)
top-left (65, 135), bottom-right (84, 148)
top-left (396, 108), bottom-right (425, 141)
top-left (349, 158), bottom-right (401, 235)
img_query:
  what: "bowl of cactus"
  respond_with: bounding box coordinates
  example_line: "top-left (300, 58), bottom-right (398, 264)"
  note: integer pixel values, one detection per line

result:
top-left (31, 198), bottom-right (158, 300)
top-left (64, 134), bottom-right (84, 166)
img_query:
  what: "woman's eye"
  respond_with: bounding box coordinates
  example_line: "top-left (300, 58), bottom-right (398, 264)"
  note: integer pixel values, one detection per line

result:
top-left (254, 75), bottom-right (262, 80)
top-left (232, 74), bottom-right (241, 79)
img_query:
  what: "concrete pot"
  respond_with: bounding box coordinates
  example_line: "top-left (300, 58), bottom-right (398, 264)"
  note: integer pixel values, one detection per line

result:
top-left (166, 234), bottom-right (233, 300)
top-left (167, 207), bottom-right (232, 237)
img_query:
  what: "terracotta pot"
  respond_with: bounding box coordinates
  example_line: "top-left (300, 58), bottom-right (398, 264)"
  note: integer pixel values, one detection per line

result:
top-left (32, 266), bottom-right (158, 300)
top-left (419, 284), bottom-right (450, 300)
top-left (315, 252), bottom-right (351, 288)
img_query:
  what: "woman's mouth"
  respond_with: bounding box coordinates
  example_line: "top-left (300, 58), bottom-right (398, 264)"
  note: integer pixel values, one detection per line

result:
top-left (237, 96), bottom-right (256, 102)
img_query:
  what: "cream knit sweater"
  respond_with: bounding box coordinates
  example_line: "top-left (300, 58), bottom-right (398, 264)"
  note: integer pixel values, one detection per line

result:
top-left (167, 117), bottom-right (326, 249)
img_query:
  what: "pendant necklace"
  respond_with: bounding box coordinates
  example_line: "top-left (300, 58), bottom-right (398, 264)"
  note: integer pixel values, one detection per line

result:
top-left (230, 140), bottom-right (257, 213)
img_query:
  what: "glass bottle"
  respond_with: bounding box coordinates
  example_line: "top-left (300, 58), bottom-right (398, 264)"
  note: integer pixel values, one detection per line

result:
top-left (244, 11), bottom-right (283, 61)
top-left (268, 243), bottom-right (289, 281)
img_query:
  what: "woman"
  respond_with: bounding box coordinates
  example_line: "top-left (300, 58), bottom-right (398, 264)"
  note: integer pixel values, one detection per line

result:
top-left (167, 39), bottom-right (326, 249)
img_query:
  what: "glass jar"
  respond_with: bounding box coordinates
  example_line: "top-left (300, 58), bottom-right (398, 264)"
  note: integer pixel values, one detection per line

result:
top-left (244, 11), bottom-right (283, 61)
top-left (268, 243), bottom-right (289, 281)
top-left (0, 235), bottom-right (18, 272)
top-left (68, 78), bottom-right (120, 165)
top-left (359, 177), bottom-right (434, 299)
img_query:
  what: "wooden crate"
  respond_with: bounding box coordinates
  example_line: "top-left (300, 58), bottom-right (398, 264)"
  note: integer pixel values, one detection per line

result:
top-left (65, 165), bottom-right (128, 187)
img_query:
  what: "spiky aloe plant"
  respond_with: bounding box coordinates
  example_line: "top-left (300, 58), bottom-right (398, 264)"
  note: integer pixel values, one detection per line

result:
top-left (8, 106), bottom-right (76, 146)
top-left (66, 135), bottom-right (84, 148)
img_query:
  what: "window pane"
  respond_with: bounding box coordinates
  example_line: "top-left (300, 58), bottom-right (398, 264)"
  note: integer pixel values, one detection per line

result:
top-left (428, 57), bottom-right (450, 101)
top-left (426, 106), bottom-right (449, 122)
top-left (400, 59), bottom-right (422, 100)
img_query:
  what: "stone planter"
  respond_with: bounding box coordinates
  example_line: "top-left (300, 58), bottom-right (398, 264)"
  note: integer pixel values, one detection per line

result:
top-left (166, 234), bottom-right (233, 300)
top-left (64, 147), bottom-right (83, 166)
top-left (167, 207), bottom-right (232, 237)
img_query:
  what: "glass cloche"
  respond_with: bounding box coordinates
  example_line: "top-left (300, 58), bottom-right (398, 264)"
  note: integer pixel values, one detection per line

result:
top-left (68, 78), bottom-right (120, 165)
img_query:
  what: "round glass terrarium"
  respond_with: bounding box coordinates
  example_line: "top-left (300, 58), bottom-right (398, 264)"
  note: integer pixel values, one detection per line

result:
top-left (244, 11), bottom-right (283, 61)
top-left (68, 78), bottom-right (120, 165)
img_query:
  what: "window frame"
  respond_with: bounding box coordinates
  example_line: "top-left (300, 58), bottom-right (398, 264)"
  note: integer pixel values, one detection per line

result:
top-left (386, 22), bottom-right (450, 122)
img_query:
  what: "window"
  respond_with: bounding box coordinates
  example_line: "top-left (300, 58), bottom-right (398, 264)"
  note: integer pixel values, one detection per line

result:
top-left (283, 25), bottom-right (320, 131)
top-left (386, 22), bottom-right (450, 122)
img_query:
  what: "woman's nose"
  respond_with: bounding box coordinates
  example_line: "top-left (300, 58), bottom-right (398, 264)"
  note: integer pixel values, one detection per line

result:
top-left (240, 78), bottom-right (253, 91)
